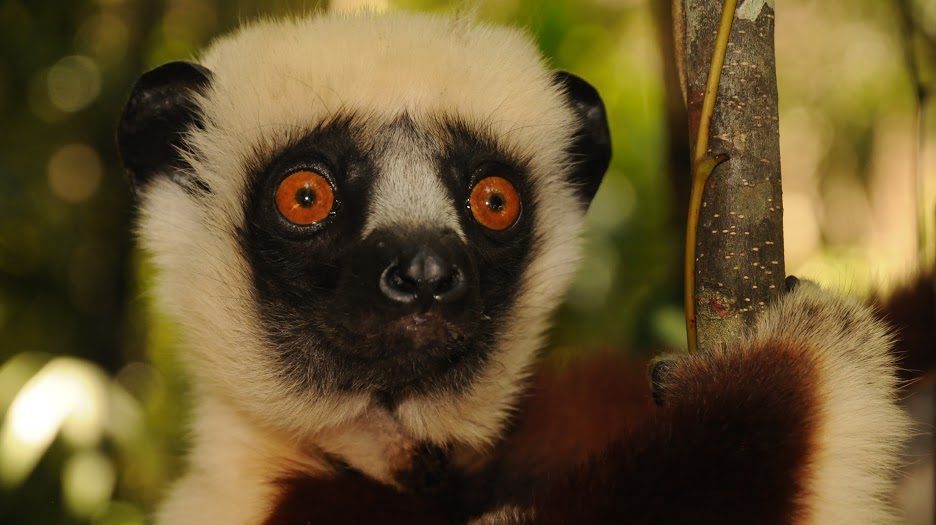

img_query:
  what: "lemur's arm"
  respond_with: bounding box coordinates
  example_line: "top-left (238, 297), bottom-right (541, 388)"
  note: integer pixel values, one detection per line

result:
top-left (512, 280), bottom-right (911, 525)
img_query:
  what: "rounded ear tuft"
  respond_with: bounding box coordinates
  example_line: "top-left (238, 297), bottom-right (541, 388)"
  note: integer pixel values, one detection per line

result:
top-left (553, 71), bottom-right (611, 207)
top-left (117, 61), bottom-right (212, 196)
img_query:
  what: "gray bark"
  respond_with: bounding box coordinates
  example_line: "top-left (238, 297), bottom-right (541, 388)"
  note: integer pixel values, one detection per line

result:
top-left (677, 0), bottom-right (785, 351)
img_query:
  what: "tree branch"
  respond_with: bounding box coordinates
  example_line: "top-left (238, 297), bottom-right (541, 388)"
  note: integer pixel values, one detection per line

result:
top-left (676, 0), bottom-right (785, 352)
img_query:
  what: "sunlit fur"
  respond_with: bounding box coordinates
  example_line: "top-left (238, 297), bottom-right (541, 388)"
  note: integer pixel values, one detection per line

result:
top-left (139, 11), bottom-right (586, 525)
top-left (747, 282), bottom-right (912, 524)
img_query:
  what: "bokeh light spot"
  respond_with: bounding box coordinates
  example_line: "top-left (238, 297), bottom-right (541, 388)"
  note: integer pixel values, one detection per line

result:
top-left (0, 353), bottom-right (47, 414)
top-left (62, 450), bottom-right (115, 518)
top-left (0, 358), bottom-right (103, 487)
top-left (46, 55), bottom-right (102, 113)
top-left (76, 13), bottom-right (130, 66)
top-left (47, 143), bottom-right (103, 204)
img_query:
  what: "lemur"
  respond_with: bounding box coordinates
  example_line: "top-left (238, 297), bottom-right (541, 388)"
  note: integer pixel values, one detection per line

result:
top-left (117, 10), bottom-right (933, 525)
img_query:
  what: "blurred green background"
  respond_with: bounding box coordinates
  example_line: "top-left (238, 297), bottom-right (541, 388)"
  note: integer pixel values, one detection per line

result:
top-left (0, 0), bottom-right (933, 523)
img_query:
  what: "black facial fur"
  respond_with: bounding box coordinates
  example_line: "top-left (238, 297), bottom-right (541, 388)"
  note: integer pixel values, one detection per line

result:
top-left (239, 115), bottom-right (538, 402)
top-left (117, 61), bottom-right (212, 196)
top-left (553, 71), bottom-right (612, 205)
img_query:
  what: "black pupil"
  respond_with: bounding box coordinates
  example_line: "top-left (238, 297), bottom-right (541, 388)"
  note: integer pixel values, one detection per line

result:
top-left (487, 192), bottom-right (506, 212)
top-left (295, 185), bottom-right (316, 208)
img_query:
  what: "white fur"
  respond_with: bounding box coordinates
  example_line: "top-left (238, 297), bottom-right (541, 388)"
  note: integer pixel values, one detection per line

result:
top-left (745, 282), bottom-right (913, 525)
top-left (140, 10), bottom-right (587, 524)
top-left (154, 395), bottom-right (331, 525)
top-left (363, 124), bottom-right (464, 239)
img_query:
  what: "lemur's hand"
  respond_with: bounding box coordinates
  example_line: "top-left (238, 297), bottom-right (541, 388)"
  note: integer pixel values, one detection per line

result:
top-left (650, 274), bottom-right (805, 405)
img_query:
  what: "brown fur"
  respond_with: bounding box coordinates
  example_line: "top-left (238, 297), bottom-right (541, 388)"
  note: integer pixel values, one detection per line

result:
top-left (264, 471), bottom-right (451, 525)
top-left (263, 346), bottom-right (820, 525)
top-left (875, 270), bottom-right (936, 383)
top-left (527, 343), bottom-right (819, 525)
top-left (501, 351), bottom-right (657, 476)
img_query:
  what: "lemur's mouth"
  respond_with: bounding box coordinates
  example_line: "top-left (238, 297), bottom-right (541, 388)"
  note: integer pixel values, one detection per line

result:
top-left (319, 313), bottom-right (482, 401)
top-left (392, 310), bottom-right (464, 349)
top-left (337, 306), bottom-right (471, 360)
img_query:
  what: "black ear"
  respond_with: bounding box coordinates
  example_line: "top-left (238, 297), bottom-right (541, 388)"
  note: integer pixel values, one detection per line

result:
top-left (553, 72), bottom-right (611, 206)
top-left (117, 61), bottom-right (212, 196)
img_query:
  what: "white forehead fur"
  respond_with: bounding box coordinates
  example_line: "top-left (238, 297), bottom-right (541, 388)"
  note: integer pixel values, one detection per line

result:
top-left (363, 125), bottom-right (464, 238)
top-left (190, 11), bottom-right (577, 216)
top-left (140, 10), bottom-right (589, 448)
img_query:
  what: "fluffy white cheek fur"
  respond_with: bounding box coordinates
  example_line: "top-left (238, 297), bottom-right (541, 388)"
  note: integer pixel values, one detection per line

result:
top-left (137, 179), bottom-right (372, 437)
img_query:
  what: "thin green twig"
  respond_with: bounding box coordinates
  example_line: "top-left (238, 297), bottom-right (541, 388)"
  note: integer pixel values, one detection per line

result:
top-left (685, 0), bottom-right (736, 354)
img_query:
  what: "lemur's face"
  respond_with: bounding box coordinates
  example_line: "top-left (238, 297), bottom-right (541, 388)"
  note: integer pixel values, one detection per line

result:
top-left (118, 13), bottom-right (609, 444)
top-left (241, 116), bottom-right (536, 401)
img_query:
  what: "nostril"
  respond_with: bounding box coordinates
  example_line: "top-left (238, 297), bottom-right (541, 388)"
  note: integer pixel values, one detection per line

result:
top-left (391, 266), bottom-right (418, 292)
top-left (432, 266), bottom-right (466, 302)
top-left (434, 269), bottom-right (456, 294)
top-left (380, 264), bottom-right (419, 303)
top-left (378, 245), bottom-right (469, 306)
top-left (379, 257), bottom-right (466, 306)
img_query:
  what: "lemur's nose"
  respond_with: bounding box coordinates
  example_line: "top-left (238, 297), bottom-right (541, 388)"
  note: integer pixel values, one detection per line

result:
top-left (380, 245), bottom-right (467, 306)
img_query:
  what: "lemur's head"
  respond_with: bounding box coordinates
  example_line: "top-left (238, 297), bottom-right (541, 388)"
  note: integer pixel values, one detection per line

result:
top-left (118, 12), bottom-right (609, 447)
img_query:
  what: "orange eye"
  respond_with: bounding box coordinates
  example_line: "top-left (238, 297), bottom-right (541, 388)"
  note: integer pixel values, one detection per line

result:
top-left (469, 176), bottom-right (521, 231)
top-left (275, 170), bottom-right (335, 226)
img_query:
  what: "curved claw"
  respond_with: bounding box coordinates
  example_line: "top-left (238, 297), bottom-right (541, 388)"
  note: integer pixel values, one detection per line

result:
top-left (649, 358), bottom-right (676, 406)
